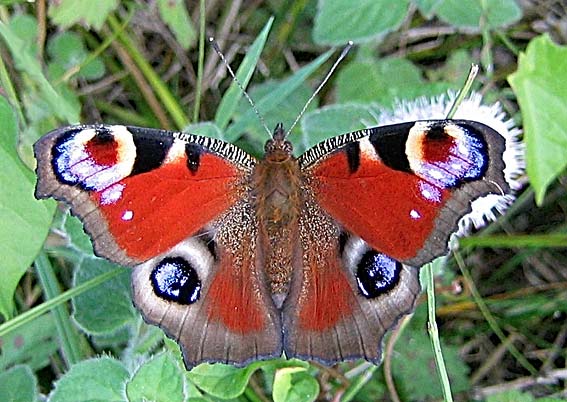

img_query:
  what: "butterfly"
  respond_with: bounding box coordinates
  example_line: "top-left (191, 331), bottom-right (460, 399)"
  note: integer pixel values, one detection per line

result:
top-left (34, 118), bottom-right (514, 368)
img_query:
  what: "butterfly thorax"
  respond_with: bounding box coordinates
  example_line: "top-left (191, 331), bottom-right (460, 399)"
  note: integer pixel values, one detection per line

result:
top-left (252, 124), bottom-right (303, 303)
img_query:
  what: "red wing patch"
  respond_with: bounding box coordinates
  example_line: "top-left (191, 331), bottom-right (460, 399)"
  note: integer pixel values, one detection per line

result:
top-left (94, 152), bottom-right (244, 261)
top-left (206, 247), bottom-right (266, 334)
top-left (297, 255), bottom-right (354, 331)
top-left (309, 149), bottom-right (450, 262)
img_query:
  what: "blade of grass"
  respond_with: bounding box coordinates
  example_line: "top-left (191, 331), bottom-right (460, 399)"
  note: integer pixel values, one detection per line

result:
top-left (192, 0), bottom-right (206, 123)
top-left (459, 234), bottom-right (567, 248)
top-left (425, 263), bottom-right (454, 402)
top-left (34, 251), bottom-right (84, 366)
top-left (224, 48), bottom-right (333, 141)
top-left (214, 17), bottom-right (274, 130)
top-left (454, 251), bottom-right (538, 375)
top-left (341, 365), bottom-right (378, 402)
top-left (107, 14), bottom-right (188, 130)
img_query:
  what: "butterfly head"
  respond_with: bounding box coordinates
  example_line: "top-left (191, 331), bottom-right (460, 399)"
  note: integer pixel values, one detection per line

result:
top-left (264, 123), bottom-right (293, 162)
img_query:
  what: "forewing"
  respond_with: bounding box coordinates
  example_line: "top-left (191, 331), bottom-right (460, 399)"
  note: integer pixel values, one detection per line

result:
top-left (299, 120), bottom-right (511, 267)
top-left (34, 125), bottom-right (256, 266)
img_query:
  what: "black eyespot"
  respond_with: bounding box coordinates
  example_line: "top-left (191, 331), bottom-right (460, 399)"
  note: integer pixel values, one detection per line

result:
top-left (150, 257), bottom-right (201, 304)
top-left (355, 251), bottom-right (401, 298)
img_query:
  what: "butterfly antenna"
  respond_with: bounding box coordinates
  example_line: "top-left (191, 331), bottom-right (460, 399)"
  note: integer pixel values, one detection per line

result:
top-left (286, 40), bottom-right (354, 137)
top-left (209, 37), bottom-right (272, 136)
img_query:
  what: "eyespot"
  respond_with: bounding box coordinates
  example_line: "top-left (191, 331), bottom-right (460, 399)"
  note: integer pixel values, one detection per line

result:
top-left (355, 251), bottom-right (401, 298)
top-left (150, 257), bottom-right (201, 304)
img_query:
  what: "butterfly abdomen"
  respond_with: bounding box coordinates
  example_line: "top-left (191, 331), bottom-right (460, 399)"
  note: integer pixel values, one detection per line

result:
top-left (252, 144), bottom-right (304, 300)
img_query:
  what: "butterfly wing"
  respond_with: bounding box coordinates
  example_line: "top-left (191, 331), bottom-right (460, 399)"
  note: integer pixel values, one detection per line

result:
top-left (34, 125), bottom-right (282, 367)
top-left (299, 120), bottom-right (511, 267)
top-left (282, 120), bottom-right (512, 363)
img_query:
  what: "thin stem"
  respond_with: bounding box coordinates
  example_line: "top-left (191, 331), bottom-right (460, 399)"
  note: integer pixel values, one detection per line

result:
top-left (193, 0), bottom-right (206, 123)
top-left (446, 64), bottom-right (479, 119)
top-left (425, 263), bottom-right (454, 402)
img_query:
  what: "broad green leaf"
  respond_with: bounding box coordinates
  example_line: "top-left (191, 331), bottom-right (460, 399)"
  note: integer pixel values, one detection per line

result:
top-left (301, 103), bottom-right (378, 149)
top-left (235, 81), bottom-right (318, 152)
top-left (158, 0), bottom-right (196, 49)
top-left (273, 367), bottom-right (319, 402)
top-left (414, 0), bottom-right (444, 19)
top-left (435, 0), bottom-right (522, 29)
top-left (215, 17), bottom-right (274, 130)
top-left (486, 390), bottom-right (535, 402)
top-left (73, 257), bottom-right (135, 334)
top-left (0, 97), bottom-right (55, 318)
top-left (184, 122), bottom-right (224, 140)
top-left (0, 22), bottom-right (79, 123)
top-left (0, 365), bottom-right (38, 402)
top-left (0, 314), bottom-right (58, 371)
top-left (393, 307), bottom-right (469, 400)
top-left (47, 32), bottom-right (105, 80)
top-left (313, 0), bottom-right (409, 45)
top-left (65, 215), bottom-right (95, 255)
top-left (48, 0), bottom-right (119, 30)
top-left (225, 49), bottom-right (333, 142)
top-left (7, 14), bottom-right (38, 53)
top-left (508, 35), bottom-right (567, 205)
top-left (336, 58), bottom-right (452, 106)
top-left (187, 363), bottom-right (260, 399)
top-left (48, 357), bottom-right (129, 402)
top-left (187, 359), bottom-right (306, 399)
top-left (126, 352), bottom-right (185, 402)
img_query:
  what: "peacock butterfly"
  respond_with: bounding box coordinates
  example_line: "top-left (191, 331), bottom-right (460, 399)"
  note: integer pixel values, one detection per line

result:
top-left (34, 115), bottom-right (518, 368)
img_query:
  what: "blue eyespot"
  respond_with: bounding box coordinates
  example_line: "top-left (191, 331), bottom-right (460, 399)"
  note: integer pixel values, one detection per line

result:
top-left (356, 251), bottom-right (401, 298)
top-left (150, 257), bottom-right (201, 304)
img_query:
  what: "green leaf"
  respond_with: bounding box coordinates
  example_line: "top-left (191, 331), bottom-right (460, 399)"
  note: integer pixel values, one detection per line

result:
top-left (126, 352), bottom-right (185, 402)
top-left (313, 0), bottom-right (409, 45)
top-left (434, 0), bottom-right (522, 29)
top-left (0, 96), bottom-right (56, 318)
top-left (0, 21), bottom-right (79, 123)
top-left (0, 365), bottom-right (38, 402)
top-left (301, 103), bottom-right (378, 149)
top-left (414, 0), bottom-right (444, 19)
top-left (486, 390), bottom-right (535, 402)
top-left (214, 17), bottom-right (274, 130)
top-left (187, 363), bottom-right (261, 399)
top-left (273, 367), bottom-right (319, 402)
top-left (184, 122), bottom-right (224, 140)
top-left (235, 81), bottom-right (317, 151)
top-left (393, 306), bottom-right (469, 400)
top-left (7, 14), bottom-right (38, 53)
top-left (48, 0), bottom-right (119, 30)
top-left (508, 34), bottom-right (567, 205)
top-left (336, 58), bottom-right (450, 106)
top-left (187, 360), bottom-right (308, 399)
top-left (73, 257), bottom-right (135, 334)
top-left (47, 32), bottom-right (105, 80)
top-left (65, 214), bottom-right (95, 255)
top-left (158, 0), bottom-right (196, 49)
top-left (225, 49), bottom-right (333, 142)
top-left (48, 357), bottom-right (129, 402)
top-left (0, 314), bottom-right (59, 371)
